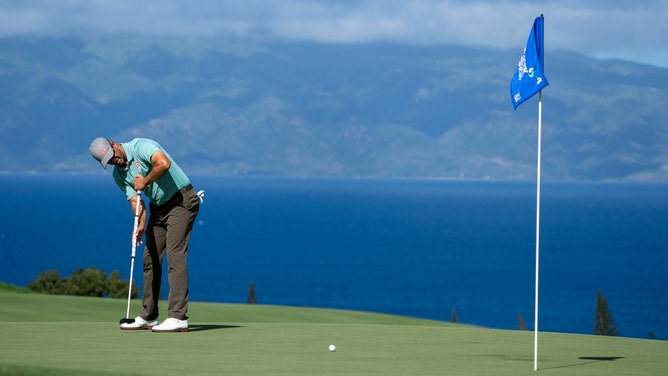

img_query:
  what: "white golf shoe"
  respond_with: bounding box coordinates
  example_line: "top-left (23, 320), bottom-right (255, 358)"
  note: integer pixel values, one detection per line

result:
top-left (120, 316), bottom-right (158, 330)
top-left (151, 318), bottom-right (189, 332)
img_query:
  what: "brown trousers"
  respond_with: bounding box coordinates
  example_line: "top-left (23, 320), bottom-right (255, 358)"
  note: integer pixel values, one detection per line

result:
top-left (141, 186), bottom-right (199, 321)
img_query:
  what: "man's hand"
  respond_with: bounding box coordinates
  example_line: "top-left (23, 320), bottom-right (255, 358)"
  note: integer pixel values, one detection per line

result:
top-left (130, 193), bottom-right (146, 247)
top-left (134, 175), bottom-right (148, 191)
top-left (134, 227), bottom-right (145, 246)
top-left (133, 151), bottom-right (171, 191)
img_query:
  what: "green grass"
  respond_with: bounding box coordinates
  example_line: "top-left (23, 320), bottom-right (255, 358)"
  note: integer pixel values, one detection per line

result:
top-left (1, 291), bottom-right (666, 375)
top-left (0, 282), bottom-right (31, 294)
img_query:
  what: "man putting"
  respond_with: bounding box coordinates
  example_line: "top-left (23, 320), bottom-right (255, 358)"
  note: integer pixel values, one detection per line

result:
top-left (89, 137), bottom-right (199, 332)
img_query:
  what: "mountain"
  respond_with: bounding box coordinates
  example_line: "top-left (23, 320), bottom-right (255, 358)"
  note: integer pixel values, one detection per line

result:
top-left (1, 35), bottom-right (667, 181)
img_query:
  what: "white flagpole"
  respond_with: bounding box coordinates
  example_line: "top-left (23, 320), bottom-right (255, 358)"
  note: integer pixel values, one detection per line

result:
top-left (533, 90), bottom-right (543, 371)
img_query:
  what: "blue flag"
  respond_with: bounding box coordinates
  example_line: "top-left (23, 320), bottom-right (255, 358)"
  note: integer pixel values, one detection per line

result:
top-left (510, 16), bottom-right (549, 109)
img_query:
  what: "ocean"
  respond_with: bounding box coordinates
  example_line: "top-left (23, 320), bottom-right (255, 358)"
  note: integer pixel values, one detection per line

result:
top-left (1, 174), bottom-right (666, 340)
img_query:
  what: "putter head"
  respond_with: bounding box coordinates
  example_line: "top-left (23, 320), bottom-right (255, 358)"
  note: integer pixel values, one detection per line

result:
top-left (119, 318), bottom-right (135, 324)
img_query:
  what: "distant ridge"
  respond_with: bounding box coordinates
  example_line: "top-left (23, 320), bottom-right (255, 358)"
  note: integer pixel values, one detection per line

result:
top-left (1, 36), bottom-right (667, 181)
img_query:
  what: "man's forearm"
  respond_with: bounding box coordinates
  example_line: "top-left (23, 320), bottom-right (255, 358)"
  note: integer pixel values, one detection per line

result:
top-left (134, 151), bottom-right (171, 191)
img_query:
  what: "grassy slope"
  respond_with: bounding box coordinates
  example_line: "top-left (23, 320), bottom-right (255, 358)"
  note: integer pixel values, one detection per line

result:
top-left (0, 291), bottom-right (666, 376)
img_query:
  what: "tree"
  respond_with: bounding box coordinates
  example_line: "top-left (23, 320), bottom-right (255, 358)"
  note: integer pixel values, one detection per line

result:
top-left (517, 313), bottom-right (528, 331)
top-left (246, 282), bottom-right (258, 304)
top-left (594, 290), bottom-right (618, 336)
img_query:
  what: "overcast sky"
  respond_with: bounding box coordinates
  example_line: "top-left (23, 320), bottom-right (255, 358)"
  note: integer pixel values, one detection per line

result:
top-left (1, 0), bottom-right (667, 67)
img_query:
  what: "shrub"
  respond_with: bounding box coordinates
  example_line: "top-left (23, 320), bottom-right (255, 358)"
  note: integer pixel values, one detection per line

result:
top-left (106, 270), bottom-right (138, 299)
top-left (28, 267), bottom-right (138, 298)
top-left (28, 269), bottom-right (64, 294)
top-left (67, 267), bottom-right (108, 297)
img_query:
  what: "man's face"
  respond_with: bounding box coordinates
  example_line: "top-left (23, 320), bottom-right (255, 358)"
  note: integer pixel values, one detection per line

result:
top-left (107, 141), bottom-right (125, 166)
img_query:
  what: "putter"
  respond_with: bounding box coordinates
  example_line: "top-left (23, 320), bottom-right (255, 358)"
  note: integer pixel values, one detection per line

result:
top-left (119, 191), bottom-right (142, 324)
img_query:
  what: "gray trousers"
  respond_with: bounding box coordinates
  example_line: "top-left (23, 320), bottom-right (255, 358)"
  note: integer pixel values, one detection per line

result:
top-left (141, 186), bottom-right (199, 321)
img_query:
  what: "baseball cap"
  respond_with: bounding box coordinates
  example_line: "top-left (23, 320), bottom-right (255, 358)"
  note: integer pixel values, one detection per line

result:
top-left (89, 137), bottom-right (114, 169)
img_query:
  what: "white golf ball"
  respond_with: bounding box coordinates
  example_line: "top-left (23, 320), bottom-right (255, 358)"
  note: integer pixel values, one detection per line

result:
top-left (329, 344), bottom-right (336, 352)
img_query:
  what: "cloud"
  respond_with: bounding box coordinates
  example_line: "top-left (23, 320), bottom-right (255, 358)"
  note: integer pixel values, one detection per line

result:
top-left (1, 0), bottom-right (667, 66)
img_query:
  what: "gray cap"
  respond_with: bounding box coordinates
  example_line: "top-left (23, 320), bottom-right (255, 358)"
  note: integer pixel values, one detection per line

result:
top-left (89, 137), bottom-right (113, 169)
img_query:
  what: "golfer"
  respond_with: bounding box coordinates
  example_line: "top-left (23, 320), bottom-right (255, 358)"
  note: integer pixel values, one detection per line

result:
top-left (89, 137), bottom-right (199, 332)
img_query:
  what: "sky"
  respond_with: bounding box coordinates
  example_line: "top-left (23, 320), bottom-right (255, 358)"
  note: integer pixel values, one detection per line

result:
top-left (1, 0), bottom-right (667, 67)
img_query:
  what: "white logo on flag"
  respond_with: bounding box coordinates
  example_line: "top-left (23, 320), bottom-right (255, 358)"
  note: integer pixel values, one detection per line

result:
top-left (517, 48), bottom-right (535, 81)
top-left (517, 50), bottom-right (527, 80)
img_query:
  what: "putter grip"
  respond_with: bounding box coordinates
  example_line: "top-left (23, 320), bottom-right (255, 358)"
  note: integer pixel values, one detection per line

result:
top-left (131, 192), bottom-right (141, 255)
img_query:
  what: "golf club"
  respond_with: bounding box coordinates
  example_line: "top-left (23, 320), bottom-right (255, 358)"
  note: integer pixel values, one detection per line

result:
top-left (119, 191), bottom-right (141, 324)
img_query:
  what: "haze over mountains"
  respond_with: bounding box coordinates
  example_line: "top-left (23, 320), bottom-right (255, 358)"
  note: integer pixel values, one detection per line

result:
top-left (1, 35), bottom-right (667, 181)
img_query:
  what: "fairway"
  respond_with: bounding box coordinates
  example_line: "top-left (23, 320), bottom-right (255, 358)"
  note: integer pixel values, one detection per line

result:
top-left (1, 292), bottom-right (666, 375)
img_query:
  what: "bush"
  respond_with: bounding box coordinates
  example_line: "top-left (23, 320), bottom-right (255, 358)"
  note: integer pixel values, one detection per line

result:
top-left (67, 267), bottom-right (108, 297)
top-left (28, 267), bottom-right (139, 298)
top-left (106, 270), bottom-right (137, 299)
top-left (28, 269), bottom-right (64, 294)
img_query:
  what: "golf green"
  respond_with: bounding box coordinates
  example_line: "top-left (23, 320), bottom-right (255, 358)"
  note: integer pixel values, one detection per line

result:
top-left (1, 291), bottom-right (666, 375)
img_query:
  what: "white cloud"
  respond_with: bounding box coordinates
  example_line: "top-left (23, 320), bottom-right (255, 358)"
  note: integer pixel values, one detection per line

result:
top-left (1, 0), bottom-right (666, 66)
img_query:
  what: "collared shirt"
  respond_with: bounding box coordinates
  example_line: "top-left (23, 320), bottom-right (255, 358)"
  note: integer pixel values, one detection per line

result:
top-left (112, 138), bottom-right (190, 205)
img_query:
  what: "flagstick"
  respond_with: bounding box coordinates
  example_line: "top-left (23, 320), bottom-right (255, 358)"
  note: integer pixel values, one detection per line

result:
top-left (534, 90), bottom-right (543, 371)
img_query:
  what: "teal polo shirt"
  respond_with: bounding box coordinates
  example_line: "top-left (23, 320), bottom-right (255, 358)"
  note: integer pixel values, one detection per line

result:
top-left (112, 138), bottom-right (190, 205)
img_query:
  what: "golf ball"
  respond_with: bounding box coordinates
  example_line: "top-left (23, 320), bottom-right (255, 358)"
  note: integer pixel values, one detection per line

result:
top-left (329, 344), bottom-right (336, 352)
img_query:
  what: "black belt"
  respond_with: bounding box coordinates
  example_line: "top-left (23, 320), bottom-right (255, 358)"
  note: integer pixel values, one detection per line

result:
top-left (153, 184), bottom-right (193, 210)
top-left (177, 183), bottom-right (194, 196)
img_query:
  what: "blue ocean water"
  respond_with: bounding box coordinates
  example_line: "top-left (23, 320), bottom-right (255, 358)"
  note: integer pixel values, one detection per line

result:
top-left (0, 174), bottom-right (666, 340)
